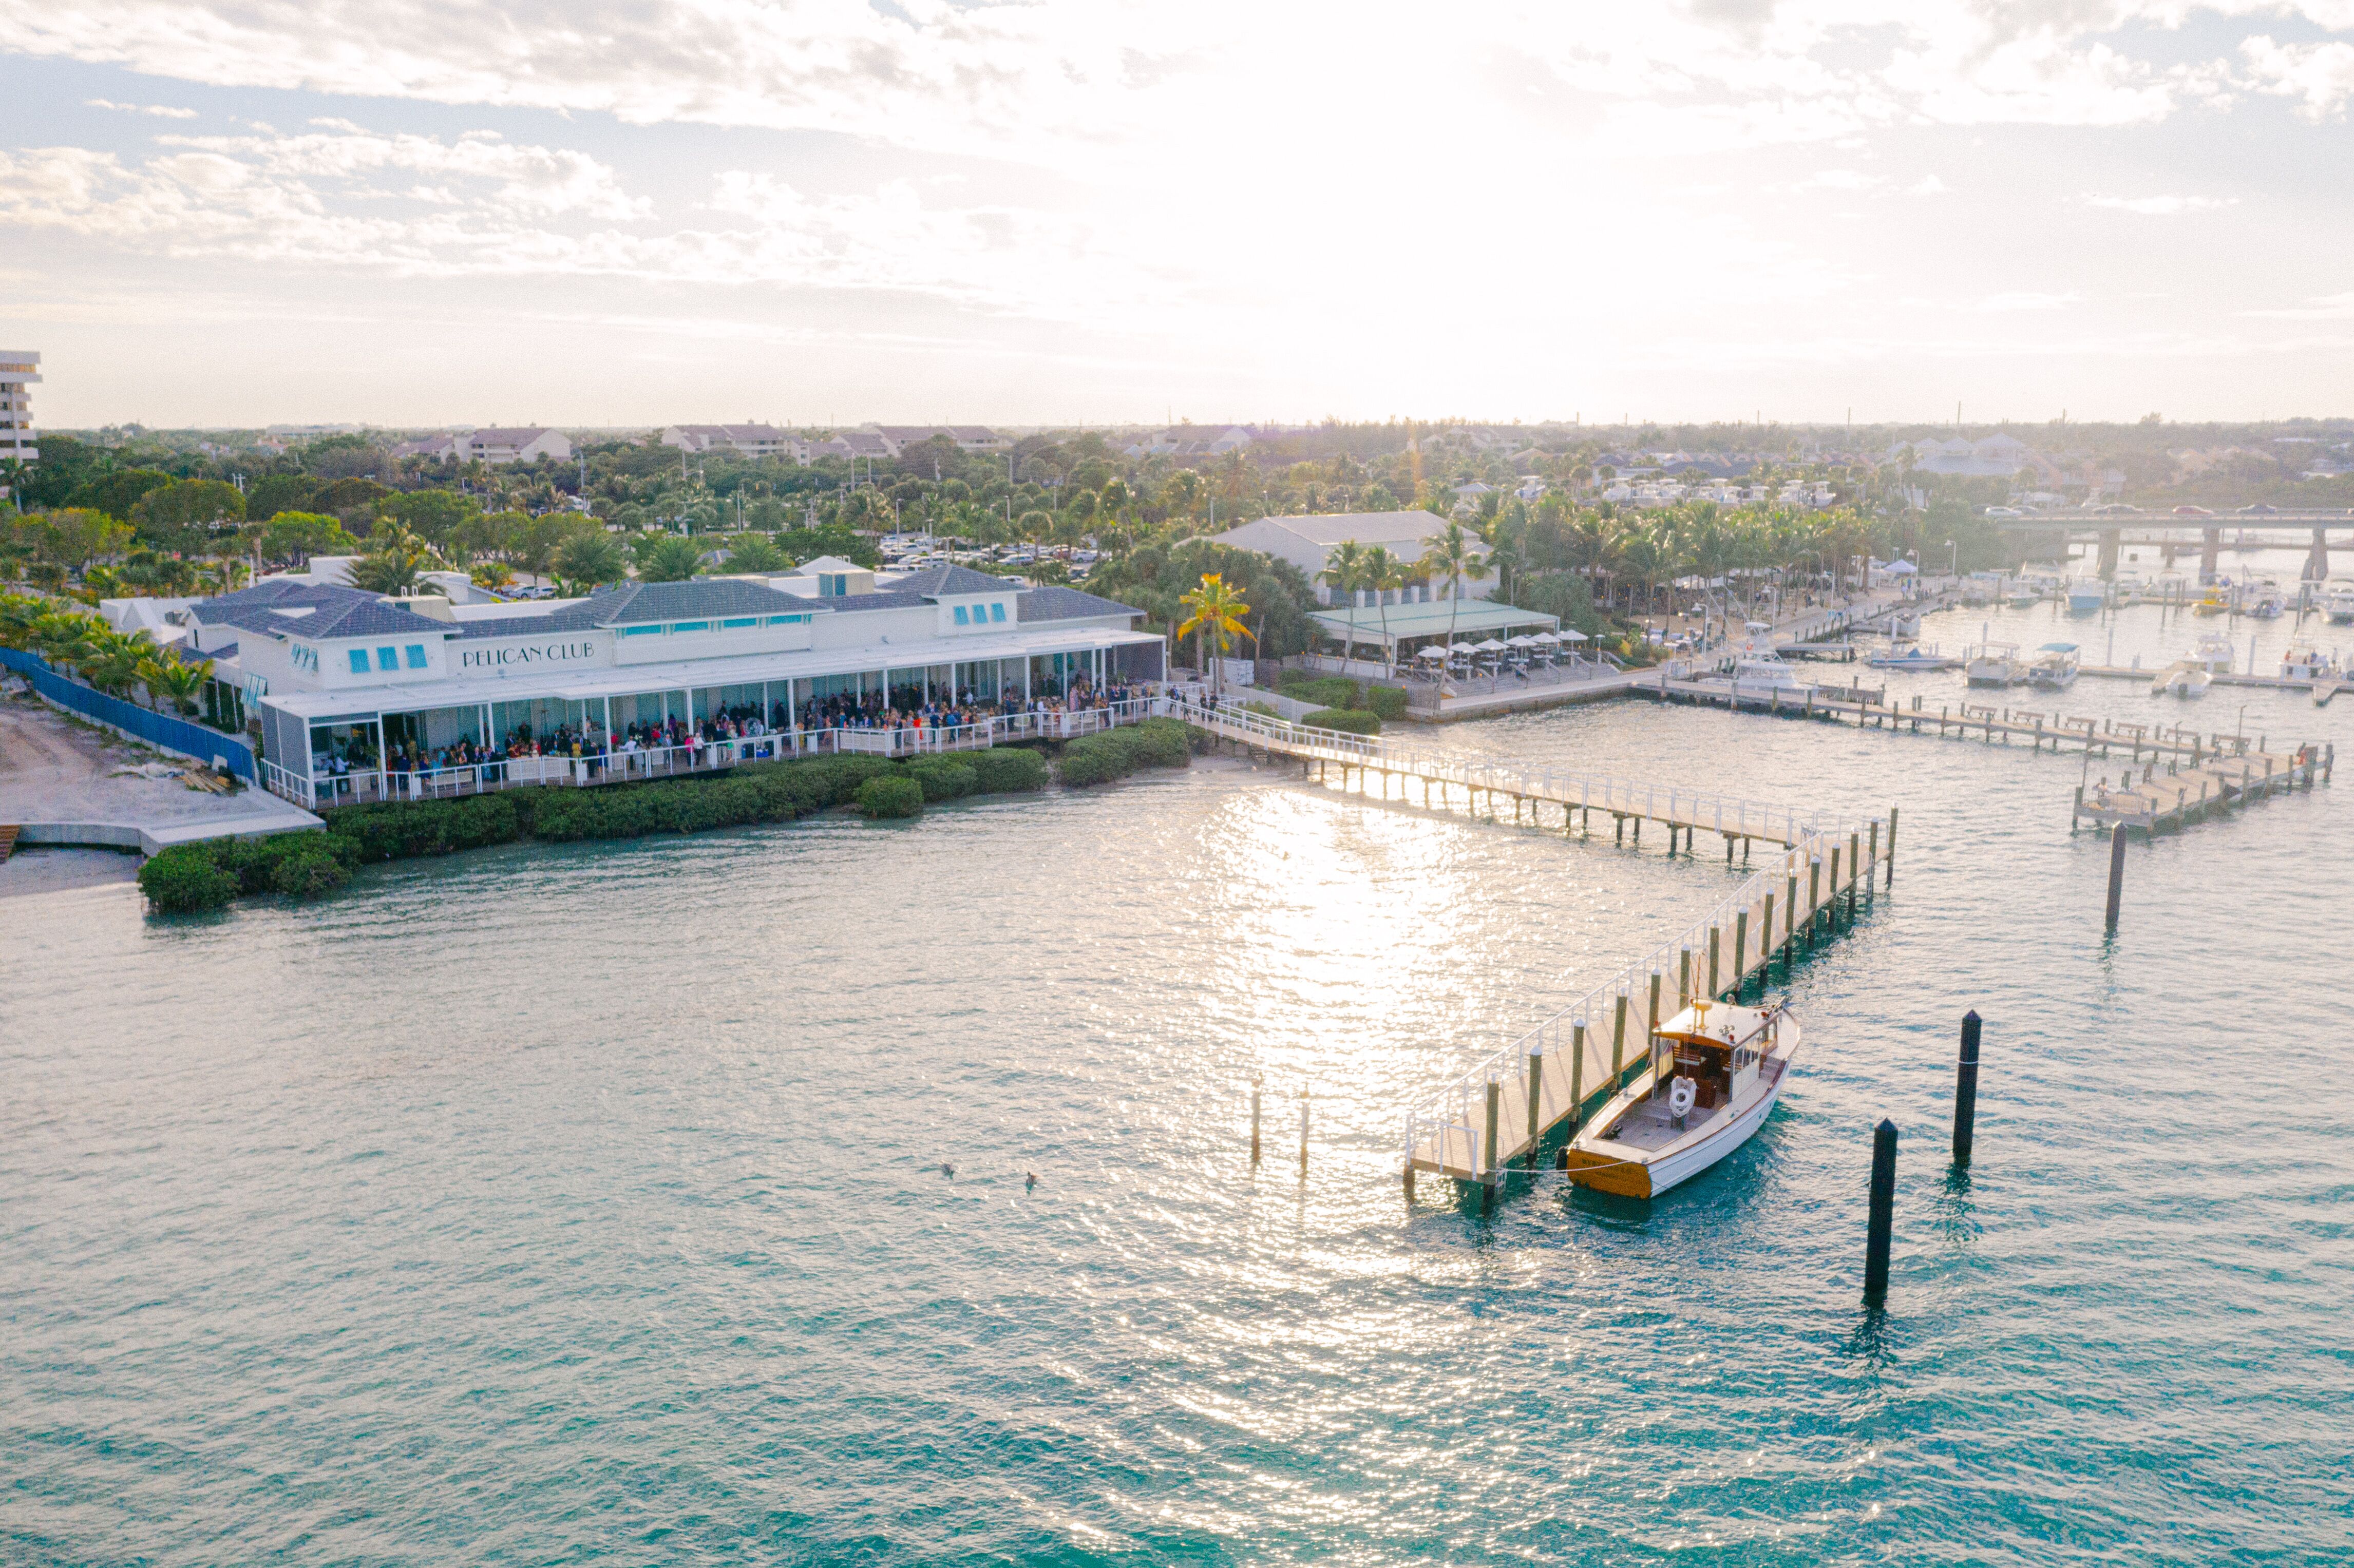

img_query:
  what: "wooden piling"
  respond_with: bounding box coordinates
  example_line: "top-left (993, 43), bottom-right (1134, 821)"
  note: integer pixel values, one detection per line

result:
top-left (1611, 993), bottom-right (1629, 1078)
top-left (1864, 1119), bottom-right (1899, 1306)
top-left (2104, 823), bottom-right (2128, 933)
top-left (1886, 806), bottom-right (1897, 886)
top-left (1733, 911), bottom-right (1749, 996)
top-left (1953, 1011), bottom-right (1982, 1165)
top-left (1251, 1084), bottom-right (1262, 1165)
top-left (1482, 1081), bottom-right (1502, 1203)
top-left (1708, 926), bottom-right (1720, 997)
top-left (1298, 1094), bottom-right (1309, 1173)
top-left (1570, 1023), bottom-right (1587, 1131)
top-left (1525, 1050), bottom-right (1544, 1164)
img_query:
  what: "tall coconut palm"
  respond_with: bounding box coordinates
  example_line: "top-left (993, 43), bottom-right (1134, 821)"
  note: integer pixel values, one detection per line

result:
top-left (1362, 544), bottom-right (1406, 676)
top-left (1176, 572), bottom-right (1251, 694)
top-left (1317, 539), bottom-right (1369, 665)
top-left (1417, 520), bottom-right (1491, 686)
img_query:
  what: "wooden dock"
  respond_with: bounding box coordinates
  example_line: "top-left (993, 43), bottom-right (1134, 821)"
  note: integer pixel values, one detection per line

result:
top-left (1646, 669), bottom-right (2321, 772)
top-left (1160, 700), bottom-right (1891, 1190)
top-left (2073, 747), bottom-right (2325, 832)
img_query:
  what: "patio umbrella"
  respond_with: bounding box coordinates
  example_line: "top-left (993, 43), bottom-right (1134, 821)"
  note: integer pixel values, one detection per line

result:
top-left (1507, 635), bottom-right (1539, 647)
top-left (1414, 645), bottom-right (1448, 661)
top-left (1472, 638), bottom-right (1509, 652)
top-left (1558, 629), bottom-right (1589, 642)
top-left (1530, 632), bottom-right (1561, 645)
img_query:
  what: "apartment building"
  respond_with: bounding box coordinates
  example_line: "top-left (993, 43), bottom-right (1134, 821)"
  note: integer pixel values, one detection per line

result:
top-left (0, 350), bottom-right (38, 496)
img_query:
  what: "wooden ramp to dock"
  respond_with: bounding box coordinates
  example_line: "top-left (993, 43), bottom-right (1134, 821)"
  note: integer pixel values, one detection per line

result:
top-left (1400, 804), bottom-right (1883, 1184)
top-left (1169, 698), bottom-right (1864, 856)
top-left (1159, 699), bottom-right (1892, 1189)
top-left (2073, 746), bottom-right (2324, 832)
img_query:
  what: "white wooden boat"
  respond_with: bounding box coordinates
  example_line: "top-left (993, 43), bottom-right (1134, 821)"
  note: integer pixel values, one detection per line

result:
top-left (2149, 661), bottom-right (2211, 698)
top-left (1965, 640), bottom-right (2027, 686)
top-left (2027, 641), bottom-right (2080, 690)
top-left (1705, 651), bottom-right (1813, 694)
top-left (2279, 645), bottom-right (2341, 684)
top-left (1560, 1000), bottom-right (1799, 1198)
top-left (2191, 631), bottom-right (2234, 674)
top-left (1867, 643), bottom-right (1959, 671)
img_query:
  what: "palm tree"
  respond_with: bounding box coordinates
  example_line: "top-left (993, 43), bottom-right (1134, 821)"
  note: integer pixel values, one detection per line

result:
top-left (552, 532), bottom-right (626, 592)
top-left (350, 526), bottom-right (437, 596)
top-left (1417, 520), bottom-right (1491, 685)
top-left (636, 534), bottom-right (704, 584)
top-left (141, 651), bottom-right (212, 715)
top-left (1176, 572), bottom-right (1251, 694)
top-left (1362, 544), bottom-right (1406, 677)
top-left (1317, 539), bottom-right (1369, 665)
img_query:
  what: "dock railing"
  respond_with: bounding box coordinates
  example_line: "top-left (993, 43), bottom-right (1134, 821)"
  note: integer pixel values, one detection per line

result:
top-left (1399, 808), bottom-right (1880, 1184)
top-left (1162, 698), bottom-right (1824, 847)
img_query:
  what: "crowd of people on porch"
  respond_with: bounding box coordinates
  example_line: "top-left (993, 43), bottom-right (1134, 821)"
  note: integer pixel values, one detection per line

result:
top-left (311, 675), bottom-right (1155, 798)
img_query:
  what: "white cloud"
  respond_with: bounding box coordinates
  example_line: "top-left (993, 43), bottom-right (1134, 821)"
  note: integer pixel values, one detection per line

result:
top-left (1909, 175), bottom-right (1950, 195)
top-left (2242, 291), bottom-right (2354, 319)
top-left (2239, 35), bottom-right (2354, 121)
top-left (84, 98), bottom-right (197, 118)
top-left (1977, 291), bottom-right (2081, 312)
top-left (2084, 193), bottom-right (2237, 215)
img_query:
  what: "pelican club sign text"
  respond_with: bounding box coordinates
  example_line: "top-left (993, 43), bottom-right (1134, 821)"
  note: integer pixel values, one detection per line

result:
top-left (459, 639), bottom-right (600, 672)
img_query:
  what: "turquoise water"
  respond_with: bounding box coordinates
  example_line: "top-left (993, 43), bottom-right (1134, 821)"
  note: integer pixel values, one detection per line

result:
top-left (4, 599), bottom-right (2350, 1565)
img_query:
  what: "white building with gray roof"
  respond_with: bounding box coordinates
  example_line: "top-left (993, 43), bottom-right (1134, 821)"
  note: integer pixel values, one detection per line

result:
top-left (180, 567), bottom-right (1163, 809)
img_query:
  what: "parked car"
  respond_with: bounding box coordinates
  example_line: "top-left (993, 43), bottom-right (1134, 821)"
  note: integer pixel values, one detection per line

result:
top-left (1984, 506), bottom-right (2023, 518)
top-left (2234, 504), bottom-right (2279, 515)
top-left (2173, 505), bottom-right (2214, 517)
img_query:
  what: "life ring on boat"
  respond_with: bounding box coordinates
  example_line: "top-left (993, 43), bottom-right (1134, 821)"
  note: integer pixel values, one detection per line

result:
top-left (1667, 1076), bottom-right (1698, 1119)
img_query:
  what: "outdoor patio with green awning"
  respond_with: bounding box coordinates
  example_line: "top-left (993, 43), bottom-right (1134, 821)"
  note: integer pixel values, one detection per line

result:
top-left (1310, 599), bottom-right (1562, 659)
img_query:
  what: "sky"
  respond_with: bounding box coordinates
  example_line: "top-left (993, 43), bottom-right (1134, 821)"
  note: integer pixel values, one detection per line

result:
top-left (4, 1), bottom-right (2354, 430)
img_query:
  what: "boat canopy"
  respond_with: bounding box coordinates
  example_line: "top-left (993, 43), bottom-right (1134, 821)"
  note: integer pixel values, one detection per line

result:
top-left (2038, 642), bottom-right (2078, 652)
top-left (1655, 1001), bottom-right (1778, 1048)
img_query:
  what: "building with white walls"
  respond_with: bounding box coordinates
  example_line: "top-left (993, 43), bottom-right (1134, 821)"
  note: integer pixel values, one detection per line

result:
top-left (0, 350), bottom-right (38, 496)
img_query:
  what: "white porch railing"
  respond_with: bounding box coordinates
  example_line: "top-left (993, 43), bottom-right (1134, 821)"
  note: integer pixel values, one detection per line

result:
top-left (265, 699), bottom-right (1166, 810)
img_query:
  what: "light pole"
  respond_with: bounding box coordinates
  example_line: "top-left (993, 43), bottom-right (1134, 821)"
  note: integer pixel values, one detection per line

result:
top-left (1946, 538), bottom-right (1957, 581)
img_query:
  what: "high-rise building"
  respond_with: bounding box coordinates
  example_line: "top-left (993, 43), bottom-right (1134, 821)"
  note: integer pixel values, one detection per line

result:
top-left (0, 350), bottom-right (37, 499)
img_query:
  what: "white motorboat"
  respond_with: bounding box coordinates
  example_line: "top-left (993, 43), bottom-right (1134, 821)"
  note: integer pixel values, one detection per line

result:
top-left (2248, 581), bottom-right (2286, 619)
top-left (2326, 583), bottom-right (2354, 625)
top-left (1965, 641), bottom-right (2028, 686)
top-left (2005, 585), bottom-right (2043, 608)
top-left (2149, 661), bottom-right (2212, 699)
top-left (2280, 645), bottom-right (2342, 684)
top-left (2027, 641), bottom-right (2080, 690)
top-left (1560, 1000), bottom-right (1800, 1199)
top-left (1960, 572), bottom-right (2003, 607)
top-left (1890, 610), bottom-right (1921, 641)
top-left (2191, 632), bottom-right (2234, 674)
top-left (1711, 652), bottom-right (1814, 694)
top-left (1867, 644), bottom-right (1960, 671)
top-left (2066, 580), bottom-right (2106, 614)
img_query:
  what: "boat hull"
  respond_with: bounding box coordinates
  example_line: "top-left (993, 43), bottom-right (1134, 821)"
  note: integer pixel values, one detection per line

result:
top-left (1562, 1075), bottom-right (1786, 1198)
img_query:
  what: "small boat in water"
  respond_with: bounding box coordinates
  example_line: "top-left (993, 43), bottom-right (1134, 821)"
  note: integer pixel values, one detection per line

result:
top-left (1559, 1000), bottom-right (1800, 1199)
top-left (2192, 587), bottom-right (2231, 617)
top-left (1965, 641), bottom-right (2027, 686)
top-left (1708, 651), bottom-right (1814, 694)
top-left (2191, 631), bottom-right (2234, 674)
top-left (1867, 643), bottom-right (1960, 671)
top-left (2249, 581), bottom-right (2286, 619)
top-left (2326, 582), bottom-right (2354, 625)
top-left (2066, 580), bottom-right (2106, 614)
top-left (2150, 661), bottom-right (2212, 698)
top-left (2280, 645), bottom-right (2342, 684)
top-left (2027, 641), bottom-right (2080, 690)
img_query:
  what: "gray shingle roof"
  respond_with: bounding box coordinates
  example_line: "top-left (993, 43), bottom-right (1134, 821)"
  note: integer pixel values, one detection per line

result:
top-left (1017, 585), bottom-right (1143, 622)
top-left (890, 564), bottom-right (1020, 598)
top-left (192, 582), bottom-right (457, 641)
top-left (450, 577), bottom-right (824, 638)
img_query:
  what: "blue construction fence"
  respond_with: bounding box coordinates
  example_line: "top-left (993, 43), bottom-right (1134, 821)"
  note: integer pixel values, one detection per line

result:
top-left (0, 645), bottom-right (257, 779)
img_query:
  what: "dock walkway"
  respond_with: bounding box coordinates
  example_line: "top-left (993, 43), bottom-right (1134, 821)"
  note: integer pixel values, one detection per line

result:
top-left (1162, 699), bottom-right (1891, 1189)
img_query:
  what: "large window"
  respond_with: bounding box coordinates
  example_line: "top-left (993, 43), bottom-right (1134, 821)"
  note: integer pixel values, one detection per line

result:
top-left (375, 647), bottom-right (398, 671)
top-left (404, 645), bottom-right (427, 669)
top-left (989, 602), bottom-right (1007, 623)
top-left (348, 649), bottom-right (370, 674)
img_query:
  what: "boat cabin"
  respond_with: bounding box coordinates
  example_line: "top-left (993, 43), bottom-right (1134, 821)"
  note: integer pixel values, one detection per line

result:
top-left (1650, 1000), bottom-right (1781, 1115)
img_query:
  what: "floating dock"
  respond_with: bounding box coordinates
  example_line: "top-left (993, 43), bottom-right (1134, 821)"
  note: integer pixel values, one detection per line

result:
top-left (2073, 748), bottom-right (2325, 832)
